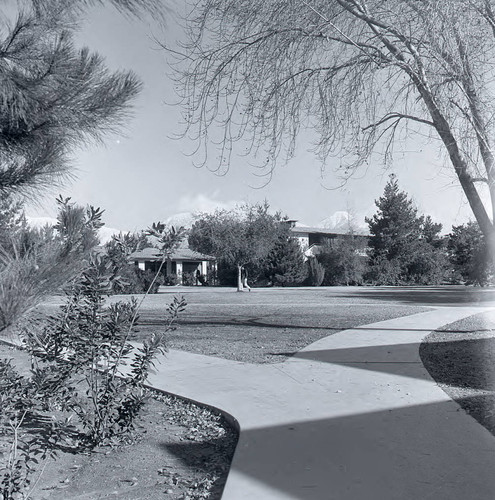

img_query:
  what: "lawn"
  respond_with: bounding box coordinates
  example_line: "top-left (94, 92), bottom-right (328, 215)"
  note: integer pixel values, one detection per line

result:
top-left (420, 310), bottom-right (495, 437)
top-left (124, 286), bottom-right (432, 363)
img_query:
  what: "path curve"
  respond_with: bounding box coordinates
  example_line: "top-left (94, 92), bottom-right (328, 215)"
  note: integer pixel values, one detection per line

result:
top-left (145, 305), bottom-right (495, 499)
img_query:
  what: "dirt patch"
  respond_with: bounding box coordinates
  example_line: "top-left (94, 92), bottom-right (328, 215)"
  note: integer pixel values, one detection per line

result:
top-left (420, 312), bottom-right (495, 436)
top-left (0, 343), bottom-right (238, 500)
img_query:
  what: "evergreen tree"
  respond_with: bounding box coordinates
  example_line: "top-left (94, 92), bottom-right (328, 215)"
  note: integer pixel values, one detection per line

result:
top-left (306, 257), bottom-right (325, 287)
top-left (0, 1), bottom-right (153, 195)
top-left (366, 175), bottom-right (446, 284)
top-left (448, 222), bottom-right (491, 285)
top-left (262, 235), bottom-right (307, 286)
top-left (366, 175), bottom-right (421, 262)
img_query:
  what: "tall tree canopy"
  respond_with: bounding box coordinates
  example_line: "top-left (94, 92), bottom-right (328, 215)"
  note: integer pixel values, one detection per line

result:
top-left (174, 0), bottom-right (495, 251)
top-left (188, 203), bottom-right (285, 290)
top-left (366, 175), bottom-right (446, 284)
top-left (0, 0), bottom-right (162, 195)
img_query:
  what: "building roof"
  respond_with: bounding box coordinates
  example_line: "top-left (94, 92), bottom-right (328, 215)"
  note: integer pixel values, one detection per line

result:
top-left (290, 226), bottom-right (370, 237)
top-left (130, 243), bottom-right (216, 262)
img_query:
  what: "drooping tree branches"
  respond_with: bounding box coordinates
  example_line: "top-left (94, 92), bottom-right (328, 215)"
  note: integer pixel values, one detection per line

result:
top-left (171, 0), bottom-right (495, 244)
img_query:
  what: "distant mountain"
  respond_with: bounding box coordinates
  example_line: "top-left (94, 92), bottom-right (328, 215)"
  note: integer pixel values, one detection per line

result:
top-left (164, 212), bottom-right (195, 229)
top-left (319, 211), bottom-right (368, 233)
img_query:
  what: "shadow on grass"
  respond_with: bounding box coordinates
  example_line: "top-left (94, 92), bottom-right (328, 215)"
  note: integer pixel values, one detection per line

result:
top-left (337, 286), bottom-right (495, 306)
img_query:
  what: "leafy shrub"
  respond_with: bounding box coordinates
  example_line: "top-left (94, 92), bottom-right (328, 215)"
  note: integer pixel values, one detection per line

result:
top-left (163, 273), bottom-right (179, 286)
top-left (23, 255), bottom-right (186, 447)
top-left (366, 256), bottom-right (403, 285)
top-left (0, 359), bottom-right (56, 500)
top-left (317, 238), bottom-right (367, 286)
top-left (182, 272), bottom-right (196, 286)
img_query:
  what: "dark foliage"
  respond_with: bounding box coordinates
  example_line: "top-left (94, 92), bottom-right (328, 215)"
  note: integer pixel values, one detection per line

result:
top-left (317, 237), bottom-right (367, 286)
top-left (448, 222), bottom-right (493, 285)
top-left (366, 175), bottom-right (447, 285)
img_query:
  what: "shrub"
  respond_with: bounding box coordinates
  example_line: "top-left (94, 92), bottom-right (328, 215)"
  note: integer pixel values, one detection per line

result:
top-left (23, 255), bottom-right (186, 447)
top-left (306, 257), bottom-right (325, 286)
top-left (0, 198), bottom-right (104, 333)
top-left (317, 238), bottom-right (367, 286)
top-left (366, 256), bottom-right (403, 285)
top-left (0, 359), bottom-right (57, 500)
top-left (0, 241), bottom-right (83, 331)
top-left (163, 273), bottom-right (179, 286)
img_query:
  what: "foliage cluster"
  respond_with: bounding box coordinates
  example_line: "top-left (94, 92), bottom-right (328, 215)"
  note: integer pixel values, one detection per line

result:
top-left (23, 256), bottom-right (186, 446)
top-left (0, 358), bottom-right (56, 500)
top-left (104, 231), bottom-right (166, 294)
top-left (448, 222), bottom-right (493, 285)
top-left (316, 237), bottom-right (367, 286)
top-left (1, 251), bottom-right (186, 498)
top-left (365, 175), bottom-right (448, 285)
top-left (0, 196), bottom-right (104, 332)
top-left (0, 0), bottom-right (144, 196)
top-left (189, 203), bottom-right (307, 289)
top-left (306, 257), bottom-right (325, 287)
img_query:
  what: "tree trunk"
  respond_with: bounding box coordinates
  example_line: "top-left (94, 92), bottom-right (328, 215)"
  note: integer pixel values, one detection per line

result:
top-left (484, 228), bottom-right (495, 272)
top-left (237, 265), bottom-right (243, 292)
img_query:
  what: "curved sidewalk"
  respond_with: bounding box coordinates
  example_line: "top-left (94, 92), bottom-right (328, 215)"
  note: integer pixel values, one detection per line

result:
top-left (145, 305), bottom-right (495, 499)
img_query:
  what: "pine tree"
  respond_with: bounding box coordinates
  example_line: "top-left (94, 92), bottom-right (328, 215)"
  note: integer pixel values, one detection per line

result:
top-left (0, 194), bottom-right (27, 254)
top-left (366, 175), bottom-right (446, 284)
top-left (448, 222), bottom-right (491, 285)
top-left (366, 175), bottom-right (421, 262)
top-left (0, 1), bottom-right (149, 195)
top-left (262, 235), bottom-right (307, 286)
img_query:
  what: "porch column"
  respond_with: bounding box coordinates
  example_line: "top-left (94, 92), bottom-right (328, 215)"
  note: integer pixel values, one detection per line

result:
top-left (176, 260), bottom-right (183, 284)
top-left (166, 259), bottom-right (172, 276)
top-left (138, 261), bottom-right (145, 271)
top-left (201, 261), bottom-right (207, 275)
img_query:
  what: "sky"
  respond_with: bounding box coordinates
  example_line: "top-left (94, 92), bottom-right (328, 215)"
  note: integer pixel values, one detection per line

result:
top-left (25, 3), bottom-right (481, 235)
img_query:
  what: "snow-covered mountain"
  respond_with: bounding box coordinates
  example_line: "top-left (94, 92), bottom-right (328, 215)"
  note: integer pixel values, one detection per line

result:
top-left (319, 211), bottom-right (368, 233)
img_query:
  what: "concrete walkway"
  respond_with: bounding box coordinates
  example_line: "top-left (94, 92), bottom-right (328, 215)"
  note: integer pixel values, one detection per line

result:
top-left (144, 305), bottom-right (495, 499)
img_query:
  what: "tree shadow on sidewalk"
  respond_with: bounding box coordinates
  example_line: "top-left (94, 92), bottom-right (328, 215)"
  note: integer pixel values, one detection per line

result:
top-left (167, 396), bottom-right (495, 500)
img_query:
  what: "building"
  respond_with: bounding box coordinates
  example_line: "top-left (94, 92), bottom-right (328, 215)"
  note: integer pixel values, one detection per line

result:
top-left (129, 241), bottom-right (216, 285)
top-left (286, 221), bottom-right (370, 259)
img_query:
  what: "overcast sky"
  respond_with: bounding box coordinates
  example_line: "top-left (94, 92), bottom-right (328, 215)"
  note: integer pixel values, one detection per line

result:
top-left (26, 3), bottom-right (480, 234)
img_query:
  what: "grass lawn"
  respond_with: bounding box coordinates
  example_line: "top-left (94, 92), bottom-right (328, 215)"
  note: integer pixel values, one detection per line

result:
top-left (421, 311), bottom-right (495, 437)
top-left (125, 287), bottom-right (431, 363)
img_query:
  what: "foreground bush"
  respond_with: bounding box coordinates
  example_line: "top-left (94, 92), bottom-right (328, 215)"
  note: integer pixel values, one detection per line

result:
top-left (23, 255), bottom-right (186, 446)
